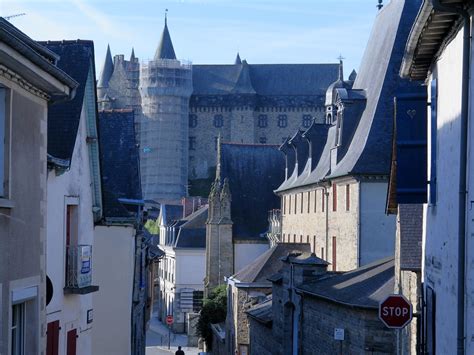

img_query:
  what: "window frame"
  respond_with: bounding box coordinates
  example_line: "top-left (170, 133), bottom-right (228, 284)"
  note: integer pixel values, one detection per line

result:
top-left (213, 114), bottom-right (224, 128)
top-left (277, 114), bottom-right (288, 128)
top-left (189, 114), bottom-right (197, 128)
top-left (302, 114), bottom-right (312, 128)
top-left (257, 114), bottom-right (268, 128)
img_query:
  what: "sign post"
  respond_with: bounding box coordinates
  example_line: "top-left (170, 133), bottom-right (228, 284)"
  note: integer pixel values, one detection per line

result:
top-left (379, 294), bottom-right (413, 329)
top-left (166, 315), bottom-right (174, 349)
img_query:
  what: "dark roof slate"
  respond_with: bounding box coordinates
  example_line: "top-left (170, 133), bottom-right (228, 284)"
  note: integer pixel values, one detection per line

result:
top-left (232, 243), bottom-right (311, 283)
top-left (246, 296), bottom-right (273, 325)
top-left (41, 40), bottom-right (95, 162)
top-left (98, 109), bottom-right (142, 218)
top-left (154, 20), bottom-right (176, 60)
top-left (218, 143), bottom-right (285, 241)
top-left (97, 44), bottom-right (113, 88)
top-left (298, 257), bottom-right (395, 309)
top-left (175, 228), bottom-right (206, 249)
top-left (398, 204), bottom-right (423, 270)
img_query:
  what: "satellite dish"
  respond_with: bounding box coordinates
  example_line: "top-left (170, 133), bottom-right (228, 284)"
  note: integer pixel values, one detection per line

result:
top-left (46, 276), bottom-right (53, 306)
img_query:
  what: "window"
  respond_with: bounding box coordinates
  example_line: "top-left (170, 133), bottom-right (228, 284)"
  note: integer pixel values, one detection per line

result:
top-left (300, 193), bottom-right (303, 213)
top-left (189, 137), bottom-right (196, 150)
top-left (258, 114), bottom-right (268, 128)
top-left (289, 195), bottom-right (291, 214)
top-left (332, 183), bottom-right (337, 211)
top-left (430, 79), bottom-right (437, 205)
top-left (302, 114), bottom-right (312, 128)
top-left (314, 190), bottom-right (317, 213)
top-left (259, 137), bottom-right (267, 144)
top-left (332, 236), bottom-right (337, 271)
top-left (307, 192), bottom-right (310, 213)
top-left (189, 114), bottom-right (197, 128)
top-left (65, 204), bottom-right (79, 284)
top-left (294, 194), bottom-right (297, 214)
top-left (0, 87), bottom-right (10, 198)
top-left (213, 114), bottom-right (223, 128)
top-left (321, 191), bottom-right (325, 212)
top-left (283, 196), bottom-right (286, 214)
top-left (346, 184), bottom-right (350, 211)
top-left (278, 115), bottom-right (288, 128)
top-left (321, 247), bottom-right (325, 260)
top-left (11, 303), bottom-right (25, 355)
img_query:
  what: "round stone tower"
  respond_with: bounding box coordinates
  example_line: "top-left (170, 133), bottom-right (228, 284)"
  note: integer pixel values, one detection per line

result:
top-left (139, 16), bottom-right (193, 202)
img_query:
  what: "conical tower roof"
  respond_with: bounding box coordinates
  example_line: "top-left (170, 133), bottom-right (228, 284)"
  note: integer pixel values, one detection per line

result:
top-left (235, 52), bottom-right (242, 64)
top-left (98, 44), bottom-right (114, 88)
top-left (154, 16), bottom-right (176, 60)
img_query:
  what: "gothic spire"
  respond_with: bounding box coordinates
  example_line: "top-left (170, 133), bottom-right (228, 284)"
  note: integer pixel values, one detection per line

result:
top-left (235, 52), bottom-right (242, 65)
top-left (154, 11), bottom-right (176, 60)
top-left (97, 44), bottom-right (114, 88)
top-left (130, 47), bottom-right (135, 61)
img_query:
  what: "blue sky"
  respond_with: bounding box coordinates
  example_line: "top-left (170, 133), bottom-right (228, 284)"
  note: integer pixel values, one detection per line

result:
top-left (1, 0), bottom-right (381, 78)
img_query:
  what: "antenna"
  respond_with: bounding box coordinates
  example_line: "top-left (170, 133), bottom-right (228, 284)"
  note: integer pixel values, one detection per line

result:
top-left (3, 13), bottom-right (26, 21)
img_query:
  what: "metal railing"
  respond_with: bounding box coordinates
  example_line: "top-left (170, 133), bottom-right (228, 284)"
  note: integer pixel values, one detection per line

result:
top-left (65, 245), bottom-right (93, 288)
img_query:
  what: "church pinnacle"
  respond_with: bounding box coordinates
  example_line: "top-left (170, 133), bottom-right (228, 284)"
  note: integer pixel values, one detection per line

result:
top-left (337, 55), bottom-right (344, 81)
top-left (154, 10), bottom-right (177, 60)
top-left (98, 44), bottom-right (114, 88)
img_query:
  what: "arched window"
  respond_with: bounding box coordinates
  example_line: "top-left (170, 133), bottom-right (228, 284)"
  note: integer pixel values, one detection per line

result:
top-left (258, 114), bottom-right (268, 128)
top-left (189, 114), bottom-right (197, 128)
top-left (302, 114), bottom-right (312, 128)
top-left (278, 114), bottom-right (288, 128)
top-left (213, 114), bottom-right (223, 128)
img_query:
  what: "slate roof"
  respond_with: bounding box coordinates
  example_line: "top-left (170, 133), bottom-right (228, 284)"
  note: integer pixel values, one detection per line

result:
top-left (328, 0), bottom-right (423, 178)
top-left (192, 63), bottom-right (339, 97)
top-left (97, 44), bottom-right (113, 88)
top-left (297, 257), bottom-right (395, 309)
top-left (154, 18), bottom-right (176, 60)
top-left (174, 205), bottom-right (208, 249)
top-left (160, 204), bottom-right (184, 225)
top-left (98, 109), bottom-right (142, 218)
top-left (246, 296), bottom-right (273, 325)
top-left (232, 243), bottom-right (311, 284)
top-left (398, 204), bottom-right (423, 270)
top-left (41, 40), bottom-right (95, 163)
top-left (218, 143), bottom-right (285, 241)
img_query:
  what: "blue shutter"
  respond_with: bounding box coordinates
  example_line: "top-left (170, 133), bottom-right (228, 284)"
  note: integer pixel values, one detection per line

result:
top-left (429, 79), bottom-right (437, 205)
top-left (395, 91), bottom-right (428, 203)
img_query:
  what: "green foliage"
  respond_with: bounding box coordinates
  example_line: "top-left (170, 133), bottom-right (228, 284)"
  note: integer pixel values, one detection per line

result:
top-left (197, 285), bottom-right (227, 349)
top-left (144, 218), bottom-right (159, 235)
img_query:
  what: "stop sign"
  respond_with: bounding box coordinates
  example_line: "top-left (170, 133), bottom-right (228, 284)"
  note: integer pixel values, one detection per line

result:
top-left (379, 294), bottom-right (412, 328)
top-left (166, 315), bottom-right (174, 325)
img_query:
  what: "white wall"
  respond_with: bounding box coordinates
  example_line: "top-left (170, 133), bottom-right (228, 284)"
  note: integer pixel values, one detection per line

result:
top-left (175, 249), bottom-right (205, 287)
top-left (360, 182), bottom-right (396, 265)
top-left (234, 243), bottom-right (269, 274)
top-left (92, 225), bottom-right (135, 355)
top-left (46, 105), bottom-right (95, 355)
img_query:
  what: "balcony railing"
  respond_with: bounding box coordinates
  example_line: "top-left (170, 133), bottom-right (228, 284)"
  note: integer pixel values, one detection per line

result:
top-left (64, 245), bottom-right (99, 295)
top-left (267, 209), bottom-right (282, 246)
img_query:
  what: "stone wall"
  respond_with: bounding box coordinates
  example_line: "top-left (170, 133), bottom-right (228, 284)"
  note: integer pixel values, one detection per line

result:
top-left (248, 318), bottom-right (273, 355)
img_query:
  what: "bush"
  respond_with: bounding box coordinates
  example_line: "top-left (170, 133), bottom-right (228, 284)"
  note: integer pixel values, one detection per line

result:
top-left (197, 285), bottom-right (227, 349)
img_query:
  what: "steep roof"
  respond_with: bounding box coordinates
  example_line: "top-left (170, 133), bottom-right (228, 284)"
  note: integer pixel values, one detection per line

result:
top-left (297, 257), bottom-right (394, 309)
top-left (328, 0), bottom-right (422, 178)
top-left (160, 204), bottom-right (184, 225)
top-left (218, 143), bottom-right (285, 241)
top-left (97, 44), bottom-right (113, 88)
top-left (232, 243), bottom-right (311, 284)
top-left (41, 40), bottom-right (95, 163)
top-left (246, 296), bottom-right (273, 325)
top-left (175, 228), bottom-right (206, 249)
top-left (192, 63), bottom-right (338, 96)
top-left (154, 18), bottom-right (176, 60)
top-left (98, 109), bottom-right (142, 219)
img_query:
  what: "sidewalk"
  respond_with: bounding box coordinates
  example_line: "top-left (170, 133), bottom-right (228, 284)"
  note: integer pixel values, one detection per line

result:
top-left (146, 312), bottom-right (200, 355)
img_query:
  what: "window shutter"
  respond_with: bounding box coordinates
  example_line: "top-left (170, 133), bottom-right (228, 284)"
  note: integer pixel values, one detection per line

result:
top-left (429, 80), bottom-right (437, 205)
top-left (395, 91), bottom-right (428, 203)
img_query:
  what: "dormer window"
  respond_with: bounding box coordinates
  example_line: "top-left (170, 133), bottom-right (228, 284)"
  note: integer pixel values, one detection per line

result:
top-left (213, 114), bottom-right (223, 128)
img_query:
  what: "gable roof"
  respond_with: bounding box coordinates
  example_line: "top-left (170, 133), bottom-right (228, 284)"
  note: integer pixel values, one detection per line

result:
top-left (192, 63), bottom-right (339, 97)
top-left (297, 257), bottom-right (394, 309)
top-left (41, 40), bottom-right (96, 163)
top-left (218, 143), bottom-right (285, 241)
top-left (232, 243), bottom-right (311, 284)
top-left (98, 109), bottom-right (142, 219)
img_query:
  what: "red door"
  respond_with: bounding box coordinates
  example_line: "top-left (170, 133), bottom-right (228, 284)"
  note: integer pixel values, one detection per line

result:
top-left (66, 329), bottom-right (77, 355)
top-left (46, 321), bottom-right (60, 355)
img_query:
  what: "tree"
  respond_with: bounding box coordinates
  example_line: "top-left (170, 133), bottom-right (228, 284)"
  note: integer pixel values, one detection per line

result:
top-left (144, 218), bottom-right (159, 235)
top-left (197, 285), bottom-right (227, 349)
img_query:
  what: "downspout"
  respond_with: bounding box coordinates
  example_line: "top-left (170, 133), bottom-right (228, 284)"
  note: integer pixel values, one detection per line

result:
top-left (324, 185), bottom-right (329, 260)
top-left (431, 1), bottom-right (471, 354)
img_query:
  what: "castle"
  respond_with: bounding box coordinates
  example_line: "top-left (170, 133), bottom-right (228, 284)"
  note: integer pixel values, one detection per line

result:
top-left (97, 16), bottom-right (341, 203)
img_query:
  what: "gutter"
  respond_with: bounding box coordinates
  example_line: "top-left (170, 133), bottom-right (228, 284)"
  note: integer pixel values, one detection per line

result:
top-left (430, 1), bottom-right (470, 354)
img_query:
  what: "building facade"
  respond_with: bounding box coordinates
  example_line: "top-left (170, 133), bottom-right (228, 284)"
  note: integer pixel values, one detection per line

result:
top-left (399, 1), bottom-right (474, 353)
top-left (43, 40), bottom-right (102, 355)
top-left (0, 18), bottom-right (76, 355)
top-left (96, 18), bottom-right (340, 202)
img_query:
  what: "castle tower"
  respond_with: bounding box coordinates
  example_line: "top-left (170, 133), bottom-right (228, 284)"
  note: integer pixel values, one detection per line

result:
top-left (139, 16), bottom-right (193, 202)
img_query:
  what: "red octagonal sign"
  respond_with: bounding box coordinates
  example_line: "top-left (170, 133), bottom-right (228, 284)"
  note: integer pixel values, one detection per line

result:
top-left (379, 294), bottom-right (412, 329)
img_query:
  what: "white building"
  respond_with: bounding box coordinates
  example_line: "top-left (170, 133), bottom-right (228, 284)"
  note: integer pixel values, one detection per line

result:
top-left (44, 41), bottom-right (102, 355)
top-left (400, 0), bottom-right (473, 353)
top-left (156, 205), bottom-right (207, 333)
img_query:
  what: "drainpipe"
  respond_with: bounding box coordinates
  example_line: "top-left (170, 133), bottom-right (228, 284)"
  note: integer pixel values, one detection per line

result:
top-left (324, 186), bottom-right (329, 260)
top-left (431, 1), bottom-right (471, 354)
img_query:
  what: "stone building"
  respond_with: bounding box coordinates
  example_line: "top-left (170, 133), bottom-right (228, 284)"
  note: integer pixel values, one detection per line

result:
top-left (247, 255), bottom-right (396, 355)
top-left (399, 0), bottom-right (474, 352)
top-left (274, 0), bottom-right (423, 271)
top-left (0, 18), bottom-right (77, 355)
top-left (205, 142), bottom-right (285, 294)
top-left (225, 243), bottom-right (310, 355)
top-left (96, 17), bottom-right (340, 202)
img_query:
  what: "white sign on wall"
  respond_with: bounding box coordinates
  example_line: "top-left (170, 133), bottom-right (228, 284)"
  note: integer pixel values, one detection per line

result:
top-left (334, 328), bottom-right (345, 341)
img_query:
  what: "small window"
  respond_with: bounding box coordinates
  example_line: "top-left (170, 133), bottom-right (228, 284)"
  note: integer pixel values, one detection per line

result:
top-left (278, 114), bottom-right (288, 128)
top-left (259, 137), bottom-right (267, 144)
top-left (0, 87), bottom-right (9, 198)
top-left (332, 236), bottom-right (337, 271)
top-left (283, 196), bottom-right (286, 215)
top-left (213, 114), bottom-right (223, 128)
top-left (189, 114), bottom-right (197, 128)
top-left (189, 137), bottom-right (196, 150)
top-left (289, 195), bottom-right (291, 215)
top-left (300, 192), bottom-right (303, 213)
top-left (302, 114), bottom-right (312, 128)
top-left (314, 190), bottom-right (317, 213)
top-left (321, 191), bottom-right (325, 212)
top-left (332, 183), bottom-right (337, 212)
top-left (307, 191), bottom-right (310, 213)
top-left (294, 194), bottom-right (297, 214)
top-left (11, 303), bottom-right (25, 355)
top-left (258, 114), bottom-right (268, 128)
top-left (346, 184), bottom-right (350, 211)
